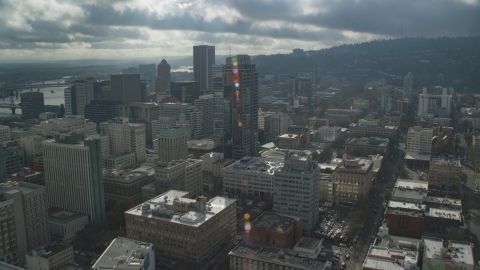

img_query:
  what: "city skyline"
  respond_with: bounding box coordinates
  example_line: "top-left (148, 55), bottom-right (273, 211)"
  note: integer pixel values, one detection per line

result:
top-left (0, 0), bottom-right (479, 61)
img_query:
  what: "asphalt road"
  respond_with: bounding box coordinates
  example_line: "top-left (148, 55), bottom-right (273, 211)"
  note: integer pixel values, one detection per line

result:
top-left (332, 146), bottom-right (404, 269)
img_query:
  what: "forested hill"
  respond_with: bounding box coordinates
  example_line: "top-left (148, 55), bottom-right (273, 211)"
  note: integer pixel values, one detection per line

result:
top-left (253, 36), bottom-right (480, 92)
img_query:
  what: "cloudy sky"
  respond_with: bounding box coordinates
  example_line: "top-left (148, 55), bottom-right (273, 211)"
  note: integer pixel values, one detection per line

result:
top-left (0, 0), bottom-right (479, 61)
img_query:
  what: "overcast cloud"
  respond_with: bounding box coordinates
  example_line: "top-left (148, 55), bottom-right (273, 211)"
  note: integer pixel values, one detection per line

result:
top-left (0, 0), bottom-right (478, 60)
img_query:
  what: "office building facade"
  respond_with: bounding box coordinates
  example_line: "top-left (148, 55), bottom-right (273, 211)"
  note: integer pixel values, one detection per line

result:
top-left (21, 92), bottom-right (44, 120)
top-left (42, 133), bottom-right (105, 223)
top-left (193, 45), bottom-right (215, 90)
top-left (170, 81), bottom-right (200, 104)
top-left (110, 74), bottom-right (141, 105)
top-left (273, 151), bottom-right (320, 235)
top-left (156, 59), bottom-right (171, 93)
top-left (157, 128), bottom-right (188, 162)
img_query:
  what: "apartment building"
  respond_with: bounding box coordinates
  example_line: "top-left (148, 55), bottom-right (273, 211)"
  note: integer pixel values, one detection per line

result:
top-left (428, 159), bottom-right (462, 189)
top-left (406, 126), bottom-right (432, 155)
top-left (125, 190), bottom-right (236, 266)
top-left (100, 117), bottom-right (146, 166)
top-left (308, 117), bottom-right (329, 129)
top-left (93, 238), bottom-right (154, 270)
top-left (154, 159), bottom-right (203, 198)
top-left (0, 125), bottom-right (10, 144)
top-left (348, 123), bottom-right (397, 139)
top-left (418, 86), bottom-right (452, 117)
top-left (223, 157), bottom-right (284, 198)
top-left (103, 169), bottom-right (153, 203)
top-left (334, 158), bottom-right (374, 205)
top-left (273, 151), bottom-right (320, 235)
top-left (0, 181), bottom-right (50, 266)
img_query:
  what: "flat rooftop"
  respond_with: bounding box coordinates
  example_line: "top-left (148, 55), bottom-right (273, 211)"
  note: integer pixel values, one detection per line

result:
top-left (253, 212), bottom-right (299, 233)
top-left (277, 134), bottom-right (302, 139)
top-left (424, 196), bottom-right (462, 208)
top-left (392, 179), bottom-right (428, 201)
top-left (404, 152), bottom-right (431, 161)
top-left (346, 137), bottom-right (389, 147)
top-left (362, 257), bottom-right (403, 270)
top-left (187, 139), bottom-right (221, 150)
top-left (229, 244), bottom-right (330, 270)
top-left (388, 201), bottom-right (426, 211)
top-left (430, 158), bottom-right (461, 167)
top-left (423, 237), bottom-right (474, 266)
top-left (225, 157), bottom-right (284, 175)
top-left (48, 207), bottom-right (87, 225)
top-left (31, 243), bottom-right (71, 259)
top-left (103, 170), bottom-right (148, 184)
top-left (93, 237), bottom-right (152, 270)
top-left (0, 181), bottom-right (43, 194)
top-left (294, 237), bottom-right (321, 251)
top-left (386, 207), bottom-right (423, 217)
top-left (337, 158), bottom-right (373, 173)
top-left (428, 208), bottom-right (461, 221)
top-left (125, 190), bottom-right (236, 227)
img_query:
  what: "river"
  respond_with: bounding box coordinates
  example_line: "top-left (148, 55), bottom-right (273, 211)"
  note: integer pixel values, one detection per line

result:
top-left (0, 79), bottom-right (67, 116)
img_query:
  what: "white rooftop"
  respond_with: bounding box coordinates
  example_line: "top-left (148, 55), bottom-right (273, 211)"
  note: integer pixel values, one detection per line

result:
top-left (93, 237), bottom-right (152, 270)
top-left (428, 208), bottom-right (461, 221)
top-left (225, 157), bottom-right (284, 175)
top-left (388, 201), bottom-right (426, 211)
top-left (125, 190), bottom-right (235, 227)
top-left (395, 179), bottom-right (428, 190)
top-left (362, 257), bottom-right (403, 270)
top-left (423, 237), bottom-right (474, 266)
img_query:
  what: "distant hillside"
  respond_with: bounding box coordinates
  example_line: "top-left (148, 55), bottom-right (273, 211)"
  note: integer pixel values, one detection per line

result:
top-left (253, 36), bottom-right (480, 92)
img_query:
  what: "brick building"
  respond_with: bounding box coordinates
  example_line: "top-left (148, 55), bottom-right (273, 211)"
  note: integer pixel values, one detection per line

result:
top-left (249, 212), bottom-right (302, 249)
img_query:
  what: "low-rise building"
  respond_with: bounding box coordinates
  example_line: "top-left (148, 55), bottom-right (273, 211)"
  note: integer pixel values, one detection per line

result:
top-left (249, 212), bottom-right (302, 249)
top-left (187, 139), bottom-right (222, 158)
top-left (422, 237), bottom-right (474, 270)
top-left (103, 169), bottom-right (153, 203)
top-left (312, 126), bottom-right (342, 142)
top-left (104, 152), bottom-right (136, 170)
top-left (428, 159), bottom-right (462, 189)
top-left (308, 117), bottom-right (329, 129)
top-left (153, 158), bottom-right (203, 198)
top-left (224, 157), bottom-right (283, 198)
top-left (385, 201), bottom-right (425, 237)
top-left (30, 115), bottom-right (97, 136)
top-left (276, 133), bottom-right (307, 149)
top-left (48, 208), bottom-right (88, 240)
top-left (93, 237), bottom-right (154, 270)
top-left (382, 111), bottom-right (404, 127)
top-left (26, 243), bottom-right (74, 270)
top-left (391, 179), bottom-right (428, 203)
top-left (229, 244), bottom-right (331, 270)
top-left (348, 123), bottom-right (398, 139)
top-left (334, 157), bottom-right (374, 205)
top-left (345, 137), bottom-right (390, 158)
top-left (293, 237), bottom-right (323, 259)
top-left (125, 191), bottom-right (236, 268)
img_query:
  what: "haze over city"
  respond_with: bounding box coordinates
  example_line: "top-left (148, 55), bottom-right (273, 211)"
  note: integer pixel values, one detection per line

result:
top-left (0, 0), bottom-right (480, 61)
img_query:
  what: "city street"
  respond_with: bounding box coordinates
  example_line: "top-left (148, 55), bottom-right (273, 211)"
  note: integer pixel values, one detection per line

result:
top-left (334, 145), bottom-right (405, 269)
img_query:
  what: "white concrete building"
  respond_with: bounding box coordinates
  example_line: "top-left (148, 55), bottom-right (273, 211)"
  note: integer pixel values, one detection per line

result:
top-left (93, 238), bottom-right (155, 270)
top-left (152, 115), bottom-right (178, 139)
top-left (406, 126), bottom-right (432, 155)
top-left (224, 157), bottom-right (284, 198)
top-left (31, 115), bottom-right (97, 136)
top-left (21, 135), bottom-right (45, 156)
top-left (48, 208), bottom-right (88, 240)
top-left (314, 126), bottom-right (342, 142)
top-left (271, 112), bottom-right (290, 141)
top-left (100, 117), bottom-right (146, 165)
top-left (418, 87), bottom-right (452, 117)
top-left (43, 133), bottom-right (105, 223)
top-left (0, 125), bottom-right (10, 144)
top-left (64, 87), bottom-right (74, 116)
top-left (273, 151), bottom-right (320, 235)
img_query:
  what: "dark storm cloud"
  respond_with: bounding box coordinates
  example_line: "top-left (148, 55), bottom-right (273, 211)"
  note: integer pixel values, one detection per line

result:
top-left (228, 0), bottom-right (480, 37)
top-left (1, 0), bottom-right (478, 53)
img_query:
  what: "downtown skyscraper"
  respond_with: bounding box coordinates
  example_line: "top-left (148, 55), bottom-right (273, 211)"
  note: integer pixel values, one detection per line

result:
top-left (193, 45), bottom-right (215, 91)
top-left (224, 55), bottom-right (259, 159)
